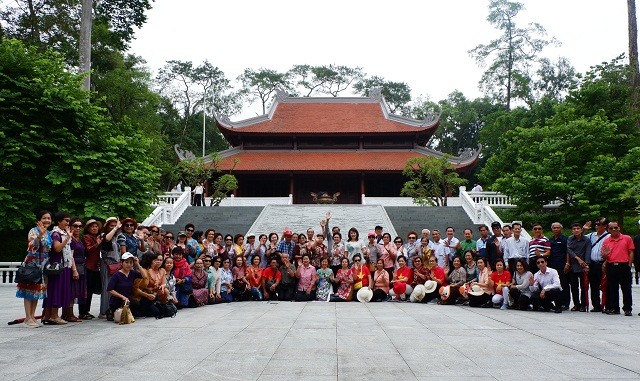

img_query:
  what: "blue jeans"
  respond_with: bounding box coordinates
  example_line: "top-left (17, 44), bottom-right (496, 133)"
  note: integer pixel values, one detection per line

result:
top-left (220, 291), bottom-right (233, 303)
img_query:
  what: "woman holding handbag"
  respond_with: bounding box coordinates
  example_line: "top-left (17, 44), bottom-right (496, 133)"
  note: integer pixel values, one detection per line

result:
top-left (64, 217), bottom-right (86, 322)
top-left (16, 210), bottom-right (53, 328)
top-left (42, 211), bottom-right (77, 325)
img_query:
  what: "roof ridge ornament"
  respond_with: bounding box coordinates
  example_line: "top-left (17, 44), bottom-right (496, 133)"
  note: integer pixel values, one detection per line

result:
top-left (174, 144), bottom-right (196, 160)
top-left (369, 88), bottom-right (383, 100)
top-left (218, 114), bottom-right (232, 125)
top-left (275, 87), bottom-right (288, 100)
top-left (422, 107), bottom-right (441, 127)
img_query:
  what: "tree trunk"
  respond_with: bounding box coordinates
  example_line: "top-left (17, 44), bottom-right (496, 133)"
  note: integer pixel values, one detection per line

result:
top-left (79, 0), bottom-right (93, 95)
top-left (628, 0), bottom-right (640, 127)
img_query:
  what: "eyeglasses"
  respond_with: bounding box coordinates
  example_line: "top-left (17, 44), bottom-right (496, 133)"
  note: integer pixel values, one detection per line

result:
top-left (408, 236), bottom-right (416, 240)
top-left (124, 223), bottom-right (134, 227)
top-left (186, 228), bottom-right (194, 232)
top-left (536, 260), bottom-right (545, 264)
top-left (72, 224), bottom-right (83, 228)
top-left (151, 230), bottom-right (159, 234)
top-left (353, 258), bottom-right (361, 262)
top-left (394, 241), bottom-right (402, 244)
top-left (225, 239), bottom-right (232, 241)
top-left (533, 227), bottom-right (542, 231)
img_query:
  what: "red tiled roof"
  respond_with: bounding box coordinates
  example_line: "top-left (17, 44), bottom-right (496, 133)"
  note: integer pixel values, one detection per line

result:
top-left (212, 150), bottom-right (477, 172)
top-left (217, 101), bottom-right (436, 136)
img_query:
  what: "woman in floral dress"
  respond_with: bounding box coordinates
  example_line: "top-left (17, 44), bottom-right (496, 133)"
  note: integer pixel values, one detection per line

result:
top-left (331, 258), bottom-right (353, 302)
top-left (16, 210), bottom-right (52, 328)
top-left (315, 258), bottom-right (334, 302)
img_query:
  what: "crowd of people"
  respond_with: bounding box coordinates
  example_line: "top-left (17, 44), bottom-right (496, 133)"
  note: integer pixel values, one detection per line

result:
top-left (15, 210), bottom-right (639, 328)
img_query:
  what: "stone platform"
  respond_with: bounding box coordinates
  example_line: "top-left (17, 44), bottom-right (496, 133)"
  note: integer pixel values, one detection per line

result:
top-left (2, 284), bottom-right (640, 380)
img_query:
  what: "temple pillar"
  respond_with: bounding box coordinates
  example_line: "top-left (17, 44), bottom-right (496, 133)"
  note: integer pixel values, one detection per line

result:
top-left (360, 172), bottom-right (365, 199)
top-left (289, 173), bottom-right (294, 198)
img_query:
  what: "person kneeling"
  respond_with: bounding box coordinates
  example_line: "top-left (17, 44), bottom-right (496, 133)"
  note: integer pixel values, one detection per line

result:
top-left (262, 258), bottom-right (282, 301)
top-left (529, 256), bottom-right (563, 313)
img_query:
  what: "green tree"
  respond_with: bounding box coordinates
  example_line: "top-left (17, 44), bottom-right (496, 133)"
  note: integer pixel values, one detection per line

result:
top-left (239, 68), bottom-right (293, 114)
top-left (170, 155), bottom-right (238, 206)
top-left (469, 0), bottom-right (558, 110)
top-left (401, 157), bottom-right (467, 206)
top-left (0, 39), bottom-right (159, 230)
top-left (0, 0), bottom-right (152, 63)
top-left (289, 64), bottom-right (364, 97)
top-left (353, 76), bottom-right (412, 115)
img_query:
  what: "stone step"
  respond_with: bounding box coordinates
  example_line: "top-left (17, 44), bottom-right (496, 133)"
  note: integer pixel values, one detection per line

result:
top-left (247, 205), bottom-right (397, 239)
top-left (385, 206), bottom-right (483, 239)
top-left (161, 206), bottom-right (264, 236)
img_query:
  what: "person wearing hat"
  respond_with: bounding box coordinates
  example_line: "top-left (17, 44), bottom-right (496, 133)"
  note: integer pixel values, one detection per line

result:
top-left (278, 229), bottom-right (296, 257)
top-left (468, 257), bottom-right (494, 307)
top-left (117, 217), bottom-right (144, 258)
top-left (106, 252), bottom-right (142, 320)
top-left (363, 231), bottom-right (381, 273)
top-left (79, 219), bottom-right (103, 320)
top-left (243, 232), bottom-right (259, 263)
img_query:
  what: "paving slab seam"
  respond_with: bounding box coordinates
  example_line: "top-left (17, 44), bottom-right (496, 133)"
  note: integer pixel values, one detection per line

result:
top-left (256, 302), bottom-right (312, 381)
top-left (364, 302), bottom-right (423, 380)
top-left (397, 303), bottom-right (499, 380)
top-left (458, 306), bottom-right (640, 378)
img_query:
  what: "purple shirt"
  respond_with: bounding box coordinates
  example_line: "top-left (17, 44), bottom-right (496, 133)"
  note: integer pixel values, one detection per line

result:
top-left (107, 270), bottom-right (141, 307)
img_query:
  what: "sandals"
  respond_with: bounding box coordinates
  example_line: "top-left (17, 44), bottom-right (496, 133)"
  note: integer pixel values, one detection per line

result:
top-left (41, 318), bottom-right (67, 325)
top-left (79, 314), bottom-right (94, 320)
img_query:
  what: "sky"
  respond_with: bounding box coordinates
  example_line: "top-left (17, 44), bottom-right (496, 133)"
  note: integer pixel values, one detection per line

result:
top-left (130, 0), bottom-right (630, 119)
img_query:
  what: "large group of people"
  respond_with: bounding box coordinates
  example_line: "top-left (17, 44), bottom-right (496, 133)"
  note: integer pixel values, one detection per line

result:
top-left (15, 210), bottom-right (639, 328)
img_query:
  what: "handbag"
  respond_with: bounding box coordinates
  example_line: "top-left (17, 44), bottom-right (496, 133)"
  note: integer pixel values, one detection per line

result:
top-left (178, 280), bottom-right (193, 295)
top-left (44, 261), bottom-right (62, 276)
top-left (107, 263), bottom-right (121, 276)
top-left (75, 263), bottom-right (86, 276)
top-left (15, 262), bottom-right (43, 284)
top-left (116, 303), bottom-right (135, 324)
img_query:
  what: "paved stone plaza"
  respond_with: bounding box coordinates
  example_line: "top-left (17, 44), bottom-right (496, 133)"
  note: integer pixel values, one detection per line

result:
top-left (2, 285), bottom-right (640, 381)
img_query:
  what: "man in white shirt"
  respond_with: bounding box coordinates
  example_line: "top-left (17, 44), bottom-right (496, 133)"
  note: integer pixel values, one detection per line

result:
top-left (429, 230), bottom-right (449, 272)
top-left (503, 223), bottom-right (529, 275)
top-left (529, 256), bottom-right (563, 313)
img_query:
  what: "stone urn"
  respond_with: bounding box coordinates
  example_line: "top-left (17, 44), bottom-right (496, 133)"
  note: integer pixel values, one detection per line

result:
top-left (310, 191), bottom-right (340, 204)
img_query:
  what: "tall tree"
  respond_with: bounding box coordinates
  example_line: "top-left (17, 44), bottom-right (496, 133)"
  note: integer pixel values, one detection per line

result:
top-left (289, 64), bottom-right (363, 97)
top-left (239, 68), bottom-right (292, 114)
top-left (0, 0), bottom-right (152, 64)
top-left (401, 157), bottom-right (467, 206)
top-left (0, 39), bottom-right (159, 230)
top-left (469, 0), bottom-right (557, 110)
top-left (353, 76), bottom-right (412, 115)
top-left (156, 59), bottom-right (242, 154)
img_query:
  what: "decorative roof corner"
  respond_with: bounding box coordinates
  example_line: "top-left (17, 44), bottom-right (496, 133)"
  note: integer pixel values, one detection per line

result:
top-left (274, 87), bottom-right (288, 101)
top-left (174, 144), bottom-right (197, 161)
top-left (368, 87), bottom-right (383, 100)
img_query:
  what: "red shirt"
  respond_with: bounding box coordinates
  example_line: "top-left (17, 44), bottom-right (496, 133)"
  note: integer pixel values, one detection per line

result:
top-left (429, 266), bottom-right (447, 286)
top-left (81, 234), bottom-right (101, 271)
top-left (262, 267), bottom-right (282, 283)
top-left (490, 271), bottom-right (512, 294)
top-left (352, 265), bottom-right (371, 287)
top-left (394, 266), bottom-right (413, 285)
top-left (246, 266), bottom-right (263, 288)
top-left (603, 234), bottom-right (635, 263)
top-left (411, 266), bottom-right (429, 287)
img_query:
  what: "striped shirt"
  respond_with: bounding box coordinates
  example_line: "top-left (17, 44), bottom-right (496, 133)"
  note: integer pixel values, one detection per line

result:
top-left (528, 236), bottom-right (550, 259)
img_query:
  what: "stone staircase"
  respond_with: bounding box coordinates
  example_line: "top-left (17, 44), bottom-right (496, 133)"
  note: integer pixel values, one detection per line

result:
top-left (247, 205), bottom-right (397, 238)
top-left (161, 206), bottom-right (264, 236)
top-left (385, 206), bottom-right (482, 239)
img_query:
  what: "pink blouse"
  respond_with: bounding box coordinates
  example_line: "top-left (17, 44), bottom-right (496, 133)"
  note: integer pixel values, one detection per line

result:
top-left (297, 265), bottom-right (316, 291)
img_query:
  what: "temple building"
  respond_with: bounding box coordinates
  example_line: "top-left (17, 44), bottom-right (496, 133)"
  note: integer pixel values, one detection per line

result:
top-left (183, 89), bottom-right (480, 204)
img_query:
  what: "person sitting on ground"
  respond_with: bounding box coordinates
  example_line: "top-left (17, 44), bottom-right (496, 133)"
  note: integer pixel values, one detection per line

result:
top-left (278, 252), bottom-right (297, 301)
top-left (351, 253), bottom-right (372, 294)
top-left (295, 254), bottom-right (318, 302)
top-left (231, 255), bottom-right (250, 301)
top-left (410, 256), bottom-right (429, 290)
top-left (162, 256), bottom-right (179, 308)
top-left (371, 259), bottom-right (390, 302)
top-left (172, 246), bottom-right (193, 308)
top-left (262, 257), bottom-right (281, 301)
top-left (190, 258), bottom-right (209, 307)
top-left (442, 257), bottom-right (466, 305)
top-left (468, 257), bottom-right (493, 307)
top-left (315, 258), bottom-right (333, 301)
top-left (130, 252), bottom-right (160, 317)
top-left (509, 259), bottom-right (533, 310)
top-left (219, 258), bottom-right (234, 303)
top-left (246, 254), bottom-right (264, 301)
top-left (530, 256), bottom-right (563, 313)
top-left (490, 258), bottom-right (512, 310)
top-left (389, 256), bottom-right (414, 301)
top-left (423, 255), bottom-right (447, 303)
top-left (331, 257), bottom-right (353, 302)
top-left (107, 253), bottom-right (142, 320)
top-left (207, 256), bottom-right (222, 304)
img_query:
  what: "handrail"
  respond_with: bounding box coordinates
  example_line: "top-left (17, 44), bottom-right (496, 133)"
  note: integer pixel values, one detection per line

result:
top-left (0, 261), bottom-right (20, 284)
top-left (142, 187), bottom-right (191, 227)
